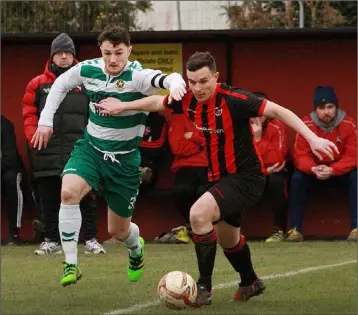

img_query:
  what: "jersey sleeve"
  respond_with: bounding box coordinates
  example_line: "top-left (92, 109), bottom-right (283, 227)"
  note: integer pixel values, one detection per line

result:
top-left (131, 60), bottom-right (186, 96)
top-left (132, 68), bottom-right (164, 96)
top-left (226, 88), bottom-right (267, 119)
top-left (162, 95), bottom-right (184, 114)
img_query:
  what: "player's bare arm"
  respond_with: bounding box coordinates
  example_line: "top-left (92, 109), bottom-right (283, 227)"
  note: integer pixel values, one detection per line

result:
top-left (31, 65), bottom-right (84, 150)
top-left (263, 100), bottom-right (339, 160)
top-left (97, 95), bottom-right (166, 115)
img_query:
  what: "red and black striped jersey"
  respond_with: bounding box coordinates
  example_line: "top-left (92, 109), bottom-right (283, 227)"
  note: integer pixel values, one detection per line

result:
top-left (163, 83), bottom-right (267, 182)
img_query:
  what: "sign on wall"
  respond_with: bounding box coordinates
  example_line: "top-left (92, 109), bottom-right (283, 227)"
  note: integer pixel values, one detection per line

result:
top-left (130, 43), bottom-right (183, 95)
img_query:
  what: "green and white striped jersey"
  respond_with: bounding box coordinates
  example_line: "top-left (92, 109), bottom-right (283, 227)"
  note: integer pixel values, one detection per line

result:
top-left (39, 58), bottom-right (183, 154)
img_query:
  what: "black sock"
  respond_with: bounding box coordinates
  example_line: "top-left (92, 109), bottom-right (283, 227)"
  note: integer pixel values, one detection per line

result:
top-left (192, 229), bottom-right (217, 292)
top-left (223, 235), bottom-right (257, 286)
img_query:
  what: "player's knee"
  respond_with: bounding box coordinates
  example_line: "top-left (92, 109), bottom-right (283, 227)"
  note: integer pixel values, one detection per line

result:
top-left (190, 201), bottom-right (210, 227)
top-left (190, 192), bottom-right (218, 227)
top-left (61, 186), bottom-right (81, 205)
top-left (108, 226), bottom-right (129, 241)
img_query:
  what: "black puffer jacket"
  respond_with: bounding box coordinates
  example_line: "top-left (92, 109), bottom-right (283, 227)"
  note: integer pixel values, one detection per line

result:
top-left (1, 115), bottom-right (21, 173)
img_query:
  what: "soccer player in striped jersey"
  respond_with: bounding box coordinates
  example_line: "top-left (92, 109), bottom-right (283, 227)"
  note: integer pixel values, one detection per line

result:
top-left (31, 25), bottom-right (186, 287)
top-left (95, 52), bottom-right (339, 305)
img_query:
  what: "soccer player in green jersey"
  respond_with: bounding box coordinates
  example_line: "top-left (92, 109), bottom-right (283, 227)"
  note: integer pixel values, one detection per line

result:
top-left (31, 25), bottom-right (187, 287)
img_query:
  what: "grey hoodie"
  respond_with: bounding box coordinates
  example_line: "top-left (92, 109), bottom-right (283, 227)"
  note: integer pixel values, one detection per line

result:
top-left (310, 108), bottom-right (346, 133)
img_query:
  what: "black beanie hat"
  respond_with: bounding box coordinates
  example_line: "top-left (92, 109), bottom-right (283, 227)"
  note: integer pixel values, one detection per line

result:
top-left (50, 33), bottom-right (76, 58)
top-left (314, 86), bottom-right (338, 109)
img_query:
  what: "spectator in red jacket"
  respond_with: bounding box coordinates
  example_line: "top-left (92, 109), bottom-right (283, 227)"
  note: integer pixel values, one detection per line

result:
top-left (22, 33), bottom-right (105, 255)
top-left (168, 113), bottom-right (208, 243)
top-left (252, 92), bottom-right (289, 243)
top-left (287, 86), bottom-right (357, 241)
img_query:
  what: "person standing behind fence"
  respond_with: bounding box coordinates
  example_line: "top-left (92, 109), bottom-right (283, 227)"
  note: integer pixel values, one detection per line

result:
top-left (22, 33), bottom-right (105, 255)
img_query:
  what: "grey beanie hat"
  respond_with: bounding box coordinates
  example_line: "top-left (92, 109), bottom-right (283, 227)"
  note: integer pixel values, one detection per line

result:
top-left (50, 33), bottom-right (76, 58)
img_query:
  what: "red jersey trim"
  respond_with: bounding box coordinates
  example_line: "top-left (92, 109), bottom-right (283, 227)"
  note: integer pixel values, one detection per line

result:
top-left (258, 99), bottom-right (267, 117)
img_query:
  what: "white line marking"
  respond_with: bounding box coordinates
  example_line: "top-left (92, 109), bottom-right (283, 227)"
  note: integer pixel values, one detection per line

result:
top-left (104, 260), bottom-right (356, 315)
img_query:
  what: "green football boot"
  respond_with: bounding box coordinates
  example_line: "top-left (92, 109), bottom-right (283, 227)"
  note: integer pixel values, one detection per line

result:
top-left (60, 262), bottom-right (82, 287)
top-left (127, 237), bottom-right (145, 282)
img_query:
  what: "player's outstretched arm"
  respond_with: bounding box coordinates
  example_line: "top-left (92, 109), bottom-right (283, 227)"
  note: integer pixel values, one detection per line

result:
top-left (32, 65), bottom-right (85, 150)
top-left (263, 100), bottom-right (339, 161)
top-left (97, 95), bottom-right (166, 116)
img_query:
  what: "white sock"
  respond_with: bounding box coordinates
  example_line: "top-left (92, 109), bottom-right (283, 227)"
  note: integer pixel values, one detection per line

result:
top-left (59, 204), bottom-right (82, 265)
top-left (123, 222), bottom-right (142, 256)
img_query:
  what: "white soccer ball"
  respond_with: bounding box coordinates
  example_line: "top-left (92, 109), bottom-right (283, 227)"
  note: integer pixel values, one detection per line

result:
top-left (157, 271), bottom-right (197, 310)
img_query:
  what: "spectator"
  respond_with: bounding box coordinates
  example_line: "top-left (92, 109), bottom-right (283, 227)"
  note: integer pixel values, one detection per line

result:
top-left (22, 33), bottom-right (105, 255)
top-left (251, 92), bottom-right (289, 243)
top-left (139, 112), bottom-right (168, 192)
top-left (168, 113), bottom-right (208, 243)
top-left (287, 86), bottom-right (357, 241)
top-left (1, 115), bottom-right (25, 245)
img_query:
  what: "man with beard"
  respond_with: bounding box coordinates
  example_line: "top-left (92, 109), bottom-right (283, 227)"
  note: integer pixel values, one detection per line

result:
top-left (287, 86), bottom-right (357, 241)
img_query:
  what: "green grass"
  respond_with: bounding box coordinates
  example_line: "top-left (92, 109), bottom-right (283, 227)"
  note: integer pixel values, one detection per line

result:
top-left (1, 241), bottom-right (356, 314)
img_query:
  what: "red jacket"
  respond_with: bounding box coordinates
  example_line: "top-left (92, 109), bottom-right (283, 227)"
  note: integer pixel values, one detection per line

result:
top-left (23, 60), bottom-right (56, 144)
top-left (256, 119), bottom-right (288, 167)
top-left (168, 114), bottom-right (208, 172)
top-left (294, 114), bottom-right (357, 176)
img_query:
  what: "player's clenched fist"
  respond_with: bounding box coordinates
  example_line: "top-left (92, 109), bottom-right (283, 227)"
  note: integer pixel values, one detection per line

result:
top-left (31, 125), bottom-right (53, 150)
top-left (168, 85), bottom-right (187, 104)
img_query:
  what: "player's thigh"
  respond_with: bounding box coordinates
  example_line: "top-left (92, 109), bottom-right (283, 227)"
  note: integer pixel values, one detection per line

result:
top-left (62, 139), bottom-right (101, 198)
top-left (208, 173), bottom-right (266, 227)
top-left (214, 221), bottom-right (241, 248)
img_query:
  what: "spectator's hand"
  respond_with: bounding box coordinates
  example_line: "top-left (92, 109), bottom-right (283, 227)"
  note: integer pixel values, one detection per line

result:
top-left (251, 118), bottom-right (262, 141)
top-left (311, 166), bottom-right (318, 174)
top-left (140, 166), bottom-right (153, 183)
top-left (266, 161), bottom-right (286, 174)
top-left (96, 97), bottom-right (125, 115)
top-left (31, 126), bottom-right (53, 150)
top-left (315, 165), bottom-right (333, 180)
top-left (184, 132), bottom-right (193, 139)
top-left (308, 136), bottom-right (339, 161)
top-left (168, 85), bottom-right (186, 104)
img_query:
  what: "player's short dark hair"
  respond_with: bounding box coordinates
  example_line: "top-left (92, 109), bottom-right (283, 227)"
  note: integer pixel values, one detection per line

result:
top-left (98, 25), bottom-right (131, 47)
top-left (186, 52), bottom-right (217, 72)
top-left (252, 91), bottom-right (268, 99)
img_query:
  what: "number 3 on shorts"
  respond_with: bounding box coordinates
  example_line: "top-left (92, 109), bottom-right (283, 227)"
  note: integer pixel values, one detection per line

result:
top-left (128, 190), bottom-right (139, 210)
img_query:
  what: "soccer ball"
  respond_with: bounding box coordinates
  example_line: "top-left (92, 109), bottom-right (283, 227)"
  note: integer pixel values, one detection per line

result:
top-left (157, 271), bottom-right (197, 310)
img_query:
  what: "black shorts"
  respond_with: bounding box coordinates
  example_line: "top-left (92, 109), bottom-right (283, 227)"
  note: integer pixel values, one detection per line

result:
top-left (208, 173), bottom-right (266, 227)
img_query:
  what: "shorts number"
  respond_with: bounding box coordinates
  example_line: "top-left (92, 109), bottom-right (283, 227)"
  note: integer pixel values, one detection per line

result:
top-left (128, 190), bottom-right (139, 210)
top-left (128, 197), bottom-right (137, 210)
